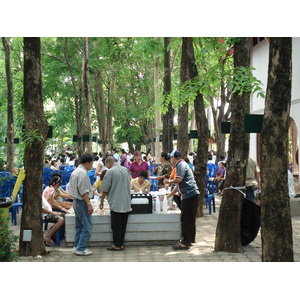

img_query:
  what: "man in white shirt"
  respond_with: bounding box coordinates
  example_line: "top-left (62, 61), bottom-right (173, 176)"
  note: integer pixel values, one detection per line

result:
top-left (112, 148), bottom-right (120, 165)
top-left (69, 153), bottom-right (94, 256)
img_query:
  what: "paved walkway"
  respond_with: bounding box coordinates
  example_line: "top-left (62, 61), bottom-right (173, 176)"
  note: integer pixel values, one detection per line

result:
top-left (10, 196), bottom-right (300, 262)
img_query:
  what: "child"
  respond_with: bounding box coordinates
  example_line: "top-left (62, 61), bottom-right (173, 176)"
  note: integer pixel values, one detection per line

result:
top-left (93, 170), bottom-right (107, 197)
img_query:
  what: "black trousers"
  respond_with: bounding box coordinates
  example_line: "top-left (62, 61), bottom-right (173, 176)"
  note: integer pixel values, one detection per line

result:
top-left (245, 186), bottom-right (256, 202)
top-left (110, 211), bottom-right (129, 247)
top-left (173, 195), bottom-right (182, 210)
top-left (180, 194), bottom-right (199, 246)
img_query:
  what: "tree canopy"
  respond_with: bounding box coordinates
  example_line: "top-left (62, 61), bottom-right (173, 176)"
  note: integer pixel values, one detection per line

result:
top-left (0, 37), bottom-right (265, 164)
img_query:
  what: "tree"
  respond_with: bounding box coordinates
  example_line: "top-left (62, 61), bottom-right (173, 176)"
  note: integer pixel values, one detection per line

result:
top-left (214, 38), bottom-right (251, 252)
top-left (154, 37), bottom-right (162, 160)
top-left (260, 37), bottom-right (293, 261)
top-left (19, 37), bottom-right (49, 256)
top-left (2, 37), bottom-right (14, 173)
top-left (81, 37), bottom-right (92, 153)
top-left (162, 37), bottom-right (209, 217)
top-left (162, 37), bottom-right (174, 153)
top-left (183, 37), bottom-right (209, 218)
top-left (177, 38), bottom-right (190, 155)
top-left (93, 68), bottom-right (109, 154)
top-left (194, 37), bottom-right (233, 159)
top-left (63, 37), bottom-right (84, 157)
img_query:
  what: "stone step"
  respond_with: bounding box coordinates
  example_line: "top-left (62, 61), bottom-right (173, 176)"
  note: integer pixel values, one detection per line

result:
top-left (290, 196), bottom-right (300, 216)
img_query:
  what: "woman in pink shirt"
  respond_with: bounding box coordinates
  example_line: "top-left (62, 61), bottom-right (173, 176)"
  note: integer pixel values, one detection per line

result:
top-left (42, 176), bottom-right (69, 213)
top-left (129, 151), bottom-right (150, 179)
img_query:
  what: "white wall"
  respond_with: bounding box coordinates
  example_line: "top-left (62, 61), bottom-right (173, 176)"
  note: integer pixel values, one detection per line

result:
top-left (250, 39), bottom-right (269, 114)
top-left (250, 37), bottom-right (300, 164)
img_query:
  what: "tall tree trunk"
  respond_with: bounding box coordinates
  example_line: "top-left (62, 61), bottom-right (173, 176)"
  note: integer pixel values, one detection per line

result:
top-left (94, 69), bottom-right (108, 154)
top-left (154, 37), bottom-right (162, 160)
top-left (209, 55), bottom-right (232, 160)
top-left (260, 37), bottom-right (293, 261)
top-left (63, 38), bottom-right (84, 157)
top-left (181, 37), bottom-right (208, 218)
top-left (177, 38), bottom-right (190, 155)
top-left (19, 37), bottom-right (49, 256)
top-left (107, 75), bottom-right (115, 151)
top-left (162, 37), bottom-right (174, 153)
top-left (215, 37), bottom-right (251, 253)
top-left (2, 37), bottom-right (14, 174)
top-left (188, 110), bottom-right (196, 153)
top-left (82, 37), bottom-right (92, 153)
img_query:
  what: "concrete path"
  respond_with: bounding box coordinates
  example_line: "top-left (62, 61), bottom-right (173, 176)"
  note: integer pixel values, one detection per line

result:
top-left (11, 196), bottom-right (300, 262)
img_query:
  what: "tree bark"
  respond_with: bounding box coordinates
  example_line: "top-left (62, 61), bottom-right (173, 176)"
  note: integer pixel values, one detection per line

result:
top-left (63, 37), bottom-right (84, 157)
top-left (177, 38), bottom-right (190, 155)
top-left (82, 37), bottom-right (92, 153)
top-left (260, 37), bottom-right (294, 261)
top-left (162, 37), bottom-right (174, 153)
top-left (2, 37), bottom-right (15, 174)
top-left (154, 37), bottom-right (162, 160)
top-left (214, 37), bottom-right (251, 252)
top-left (94, 69), bottom-right (108, 154)
top-left (211, 56), bottom-right (232, 160)
top-left (181, 37), bottom-right (209, 218)
top-left (107, 74), bottom-right (115, 151)
top-left (19, 37), bottom-right (49, 256)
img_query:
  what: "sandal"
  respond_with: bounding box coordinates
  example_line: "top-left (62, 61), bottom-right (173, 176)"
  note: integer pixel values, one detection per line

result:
top-left (44, 240), bottom-right (53, 247)
top-left (106, 246), bottom-right (122, 251)
top-left (172, 242), bottom-right (190, 250)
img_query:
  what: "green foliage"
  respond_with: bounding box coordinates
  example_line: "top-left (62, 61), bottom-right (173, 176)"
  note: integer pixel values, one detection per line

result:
top-left (227, 66), bottom-right (265, 98)
top-left (0, 36), bottom-right (265, 156)
top-left (24, 129), bottom-right (44, 148)
top-left (0, 209), bottom-right (19, 262)
top-left (160, 38), bottom-right (264, 115)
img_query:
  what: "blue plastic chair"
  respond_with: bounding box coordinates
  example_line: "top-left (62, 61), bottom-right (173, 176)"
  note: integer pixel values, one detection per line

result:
top-left (88, 169), bottom-right (96, 185)
top-left (206, 163), bottom-right (217, 180)
top-left (11, 201), bottom-right (22, 225)
top-left (43, 220), bottom-right (65, 246)
top-left (0, 171), bottom-right (11, 178)
top-left (0, 179), bottom-right (15, 197)
top-left (205, 180), bottom-right (216, 214)
top-left (64, 166), bottom-right (74, 172)
top-left (10, 183), bottom-right (24, 225)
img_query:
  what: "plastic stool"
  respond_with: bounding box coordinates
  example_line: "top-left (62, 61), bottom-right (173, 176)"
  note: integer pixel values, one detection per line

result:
top-left (43, 220), bottom-right (65, 246)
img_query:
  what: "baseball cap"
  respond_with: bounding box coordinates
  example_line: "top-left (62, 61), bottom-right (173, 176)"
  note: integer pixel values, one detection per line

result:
top-left (170, 150), bottom-right (181, 158)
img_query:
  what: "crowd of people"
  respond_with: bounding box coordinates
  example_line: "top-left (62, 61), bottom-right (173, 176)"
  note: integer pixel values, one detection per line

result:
top-left (41, 147), bottom-right (273, 254)
top-left (41, 148), bottom-right (204, 254)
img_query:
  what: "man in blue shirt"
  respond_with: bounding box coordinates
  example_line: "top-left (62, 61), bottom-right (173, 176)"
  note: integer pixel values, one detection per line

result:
top-left (164, 150), bottom-right (200, 250)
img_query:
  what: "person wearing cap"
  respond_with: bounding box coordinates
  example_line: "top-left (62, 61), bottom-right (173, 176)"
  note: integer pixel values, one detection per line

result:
top-left (164, 150), bottom-right (200, 250)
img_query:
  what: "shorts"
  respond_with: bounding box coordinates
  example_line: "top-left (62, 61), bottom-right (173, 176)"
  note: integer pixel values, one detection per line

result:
top-left (44, 213), bottom-right (59, 223)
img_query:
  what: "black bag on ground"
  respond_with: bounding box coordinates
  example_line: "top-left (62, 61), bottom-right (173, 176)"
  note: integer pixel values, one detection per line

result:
top-left (241, 198), bottom-right (261, 246)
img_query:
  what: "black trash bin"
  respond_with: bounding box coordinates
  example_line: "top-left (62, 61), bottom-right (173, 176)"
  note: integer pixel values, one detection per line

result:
top-left (241, 198), bottom-right (261, 246)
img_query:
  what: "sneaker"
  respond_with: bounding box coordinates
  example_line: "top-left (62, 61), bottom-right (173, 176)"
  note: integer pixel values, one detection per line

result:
top-left (72, 247), bottom-right (77, 254)
top-left (74, 249), bottom-right (93, 256)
